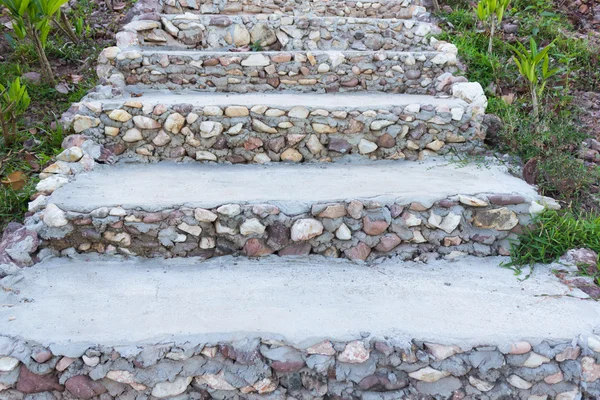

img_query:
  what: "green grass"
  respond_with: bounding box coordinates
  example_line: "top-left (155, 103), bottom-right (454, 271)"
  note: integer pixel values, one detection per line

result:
top-left (506, 210), bottom-right (600, 267)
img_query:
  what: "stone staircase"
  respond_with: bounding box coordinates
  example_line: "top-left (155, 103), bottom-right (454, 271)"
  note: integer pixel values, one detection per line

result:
top-left (1, 0), bottom-right (600, 398)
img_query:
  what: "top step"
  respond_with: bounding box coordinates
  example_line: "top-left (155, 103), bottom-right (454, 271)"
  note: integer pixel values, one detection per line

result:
top-left (162, 0), bottom-right (430, 20)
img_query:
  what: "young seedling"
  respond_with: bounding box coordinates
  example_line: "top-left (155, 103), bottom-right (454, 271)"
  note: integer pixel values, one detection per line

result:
top-left (0, 78), bottom-right (31, 147)
top-left (510, 38), bottom-right (560, 123)
top-left (475, 0), bottom-right (512, 54)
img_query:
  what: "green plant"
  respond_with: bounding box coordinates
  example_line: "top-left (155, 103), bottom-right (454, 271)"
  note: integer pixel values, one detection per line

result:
top-left (475, 0), bottom-right (511, 54)
top-left (1, 0), bottom-right (71, 84)
top-left (249, 40), bottom-right (264, 52)
top-left (510, 37), bottom-right (561, 122)
top-left (0, 78), bottom-right (31, 147)
top-left (506, 210), bottom-right (600, 267)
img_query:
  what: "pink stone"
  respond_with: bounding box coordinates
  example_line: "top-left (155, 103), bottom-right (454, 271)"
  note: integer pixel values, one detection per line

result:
top-left (344, 242), bottom-right (371, 261)
top-left (582, 357), bottom-right (600, 382)
top-left (374, 233), bottom-right (401, 252)
top-left (443, 236), bottom-right (462, 247)
top-left (556, 346), bottom-right (581, 362)
top-left (544, 371), bottom-right (564, 384)
top-left (338, 341), bottom-right (370, 363)
top-left (65, 376), bottom-right (107, 399)
top-left (244, 238), bottom-right (273, 257)
top-left (509, 341), bottom-right (532, 355)
top-left (16, 366), bottom-right (63, 394)
top-left (363, 216), bottom-right (390, 235)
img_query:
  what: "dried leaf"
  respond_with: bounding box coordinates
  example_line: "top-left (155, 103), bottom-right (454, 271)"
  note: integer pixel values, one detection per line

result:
top-left (502, 93), bottom-right (516, 105)
top-left (1, 171), bottom-right (27, 190)
top-left (25, 153), bottom-right (40, 172)
top-left (55, 82), bottom-right (70, 94)
top-left (71, 74), bottom-right (84, 84)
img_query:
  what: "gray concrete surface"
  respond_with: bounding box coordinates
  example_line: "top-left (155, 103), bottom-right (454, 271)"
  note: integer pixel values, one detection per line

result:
top-left (48, 158), bottom-right (539, 213)
top-left (97, 90), bottom-right (467, 109)
top-left (0, 255), bottom-right (597, 356)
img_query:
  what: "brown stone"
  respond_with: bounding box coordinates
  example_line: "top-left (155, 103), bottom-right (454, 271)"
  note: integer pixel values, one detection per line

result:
top-left (341, 77), bottom-right (359, 87)
top-left (556, 346), bottom-right (581, 362)
top-left (343, 119), bottom-right (365, 134)
top-left (443, 236), bottom-right (462, 246)
top-left (65, 376), bottom-right (107, 399)
top-left (328, 138), bottom-right (353, 154)
top-left (244, 137), bottom-right (263, 151)
top-left (278, 242), bottom-right (312, 256)
top-left (16, 366), bottom-right (64, 394)
top-left (271, 54), bottom-right (292, 63)
top-left (374, 233), bottom-right (401, 252)
top-left (267, 222), bottom-right (290, 250)
top-left (344, 242), bottom-right (371, 261)
top-left (377, 133), bottom-right (396, 148)
top-left (487, 194), bottom-right (526, 205)
top-left (227, 155), bottom-right (247, 164)
top-left (363, 215), bottom-right (390, 236)
top-left (203, 58), bottom-right (219, 66)
top-left (317, 204), bottom-right (346, 219)
top-left (267, 137), bottom-right (286, 153)
top-left (267, 77), bottom-right (280, 88)
top-left (243, 238), bottom-right (273, 257)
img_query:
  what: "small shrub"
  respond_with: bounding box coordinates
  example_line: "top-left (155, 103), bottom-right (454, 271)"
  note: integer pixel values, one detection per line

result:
top-left (0, 77), bottom-right (31, 147)
top-left (507, 210), bottom-right (600, 267)
top-left (475, 0), bottom-right (511, 54)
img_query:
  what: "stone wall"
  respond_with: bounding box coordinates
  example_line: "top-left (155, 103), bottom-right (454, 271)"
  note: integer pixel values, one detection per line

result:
top-left (30, 191), bottom-right (548, 261)
top-left (0, 334), bottom-right (597, 399)
top-left (116, 14), bottom-right (440, 52)
top-left (162, 0), bottom-right (429, 20)
top-left (99, 47), bottom-right (462, 95)
top-left (64, 93), bottom-right (482, 164)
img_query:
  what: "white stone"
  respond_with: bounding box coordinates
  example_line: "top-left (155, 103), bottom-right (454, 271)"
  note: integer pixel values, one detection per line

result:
top-left (588, 335), bottom-right (600, 352)
top-left (306, 135), bottom-right (324, 154)
top-left (200, 237), bottom-right (216, 249)
top-left (196, 151), bottom-right (217, 161)
top-left (133, 116), bottom-right (161, 129)
top-left (194, 208), bottom-right (217, 222)
top-left (335, 223), bottom-right (352, 240)
top-left (291, 219), bottom-right (323, 241)
top-left (424, 343), bottom-right (461, 360)
top-left (240, 218), bottom-right (266, 236)
top-left (203, 106), bottom-right (223, 116)
top-left (508, 374), bottom-right (532, 389)
top-left (458, 195), bottom-right (488, 207)
top-left (428, 212), bottom-right (461, 234)
top-left (252, 119), bottom-right (278, 134)
top-left (451, 107), bottom-right (464, 121)
top-left (73, 115), bottom-right (100, 133)
top-left (468, 376), bottom-right (495, 392)
top-left (152, 377), bottom-right (192, 398)
top-left (225, 106), bottom-right (249, 117)
top-left (370, 120), bottom-right (394, 130)
top-left (0, 357), bottom-right (19, 372)
top-left (36, 175), bottom-right (69, 193)
top-left (317, 63), bottom-right (330, 73)
top-left (43, 204), bottom-right (68, 227)
top-left (452, 82), bottom-right (488, 110)
top-left (329, 52), bottom-right (346, 68)
top-left (194, 372), bottom-right (235, 391)
top-left (108, 109), bottom-right (132, 122)
top-left (123, 128), bottom-right (143, 142)
top-left (200, 121), bottom-right (224, 138)
top-left (228, 123), bottom-right (244, 135)
top-left (28, 195), bottom-right (47, 212)
top-left (82, 355), bottom-right (100, 367)
top-left (217, 204), bottom-right (241, 217)
top-left (288, 106), bottom-right (309, 119)
top-left (164, 113), bottom-right (185, 134)
top-left (233, 24), bottom-right (250, 47)
top-left (57, 147), bottom-right (84, 162)
top-left (253, 153), bottom-right (271, 164)
top-left (178, 223), bottom-right (202, 237)
top-left (152, 130), bottom-right (171, 147)
top-left (409, 367), bottom-right (450, 382)
top-left (242, 54), bottom-right (270, 67)
top-left (123, 20), bottom-right (160, 31)
top-left (523, 353), bottom-right (550, 368)
top-left (358, 139), bottom-right (378, 154)
top-left (265, 109), bottom-right (285, 117)
top-left (529, 201), bottom-right (545, 215)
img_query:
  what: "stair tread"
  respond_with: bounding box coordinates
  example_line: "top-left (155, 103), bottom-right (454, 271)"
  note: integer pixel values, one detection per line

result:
top-left (1, 254), bottom-right (597, 351)
top-left (125, 48), bottom-right (448, 56)
top-left (92, 90), bottom-right (469, 108)
top-left (48, 159), bottom-right (537, 214)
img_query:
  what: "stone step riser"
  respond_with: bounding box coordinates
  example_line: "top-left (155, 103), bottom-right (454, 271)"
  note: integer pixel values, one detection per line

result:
top-left (0, 334), bottom-right (591, 400)
top-left (118, 14), bottom-right (439, 52)
top-left (163, 0), bottom-right (428, 20)
top-left (101, 48), bottom-right (461, 95)
top-left (36, 193), bottom-right (532, 261)
top-left (67, 97), bottom-right (481, 163)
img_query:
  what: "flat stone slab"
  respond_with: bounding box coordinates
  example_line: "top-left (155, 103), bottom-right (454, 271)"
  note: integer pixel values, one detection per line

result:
top-left (48, 158), bottom-right (537, 214)
top-left (96, 90), bottom-right (468, 109)
top-left (0, 255), bottom-right (597, 355)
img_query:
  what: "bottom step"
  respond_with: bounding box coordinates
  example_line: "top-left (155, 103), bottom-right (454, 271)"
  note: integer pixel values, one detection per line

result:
top-left (0, 255), bottom-right (598, 399)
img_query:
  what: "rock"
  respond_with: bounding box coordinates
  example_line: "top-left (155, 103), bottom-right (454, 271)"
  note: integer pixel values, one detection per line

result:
top-left (363, 213), bottom-right (390, 235)
top-left (56, 147), bottom-right (84, 162)
top-left (196, 151), bottom-right (217, 161)
top-left (338, 341), bottom-right (370, 363)
top-left (561, 248), bottom-right (598, 273)
top-left (344, 242), bottom-right (371, 261)
top-left (108, 109), bottom-right (132, 122)
top-left (582, 356), bottom-right (600, 382)
top-left (233, 24), bottom-right (250, 46)
top-left (288, 106), bottom-right (309, 119)
top-left (279, 242), bottom-right (311, 256)
top-left (151, 376), bottom-right (192, 398)
top-left (328, 138), bottom-right (353, 154)
top-left (22, 71), bottom-right (42, 84)
top-left (133, 116), bottom-right (161, 129)
top-left (452, 82), bottom-right (488, 110)
top-left (43, 204), bottom-right (68, 227)
top-left (306, 341), bottom-right (336, 356)
top-left (409, 367), bottom-right (450, 382)
top-left (428, 212), bottom-right (461, 234)
top-left (152, 130), bottom-right (171, 147)
top-left (458, 195), bottom-right (488, 207)
top-left (178, 222), bottom-right (202, 237)
top-left (335, 223), bottom-right (352, 240)
top-left (106, 370), bottom-right (146, 391)
top-left (523, 353), bottom-right (550, 368)
top-left (556, 346), bottom-right (580, 362)
top-left (281, 148), bottom-right (303, 162)
top-left (250, 23), bottom-right (277, 46)
top-left (507, 374), bottom-right (532, 389)
top-left (252, 119), bottom-right (278, 134)
top-left (65, 376), bottom-right (107, 399)
top-left (378, 133), bottom-right (396, 148)
top-left (164, 113), bottom-right (185, 133)
top-left (31, 348), bottom-right (53, 363)
top-left (73, 115), bottom-right (101, 132)
top-left (509, 341), bottom-right (532, 355)
top-left (374, 233), bottom-right (401, 252)
top-left (358, 139), bottom-right (378, 154)
top-left (225, 106), bottom-right (249, 117)
top-left (315, 203), bottom-right (346, 219)
top-left (217, 204), bottom-right (241, 216)
top-left (195, 372), bottom-right (235, 391)
top-left (291, 219), bottom-right (323, 241)
top-left (56, 357), bottom-right (76, 372)
top-left (122, 128), bottom-right (143, 142)
top-left (240, 218), bottom-right (266, 235)
top-left (0, 357), bottom-right (19, 372)
top-left (312, 123), bottom-right (337, 134)
top-left (0, 223), bottom-right (39, 267)
top-left (424, 343), bottom-right (461, 361)
top-left (242, 54), bottom-right (270, 67)
top-left (194, 208), bottom-right (217, 222)
top-left (306, 135), bottom-right (324, 154)
top-left (261, 346), bottom-right (305, 372)
top-left (473, 208), bottom-right (519, 230)
top-left (16, 366), bottom-right (63, 394)
top-left (468, 376), bottom-right (494, 392)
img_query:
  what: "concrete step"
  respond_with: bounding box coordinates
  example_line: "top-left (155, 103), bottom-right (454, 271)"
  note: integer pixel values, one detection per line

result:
top-left (0, 254), bottom-right (597, 398)
top-left (64, 89), bottom-right (486, 163)
top-left (29, 158), bottom-right (553, 260)
top-left (163, 0), bottom-right (429, 20)
top-left (101, 47), bottom-right (462, 95)
top-left (117, 14), bottom-right (441, 52)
